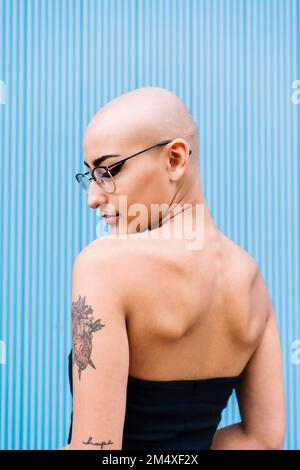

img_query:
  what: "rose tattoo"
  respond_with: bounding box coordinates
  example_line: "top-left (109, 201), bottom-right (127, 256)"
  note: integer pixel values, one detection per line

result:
top-left (72, 295), bottom-right (105, 380)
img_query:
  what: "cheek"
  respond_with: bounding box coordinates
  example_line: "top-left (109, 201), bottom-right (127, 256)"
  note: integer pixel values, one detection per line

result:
top-left (128, 167), bottom-right (170, 204)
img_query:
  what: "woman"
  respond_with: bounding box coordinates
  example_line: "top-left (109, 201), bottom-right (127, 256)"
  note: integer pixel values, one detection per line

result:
top-left (63, 86), bottom-right (286, 450)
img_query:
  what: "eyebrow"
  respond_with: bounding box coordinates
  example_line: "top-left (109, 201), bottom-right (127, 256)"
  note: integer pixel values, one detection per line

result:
top-left (84, 154), bottom-right (121, 168)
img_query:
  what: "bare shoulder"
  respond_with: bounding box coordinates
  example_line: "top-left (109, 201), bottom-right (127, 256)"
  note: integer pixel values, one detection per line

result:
top-left (74, 235), bottom-right (118, 258)
top-left (219, 234), bottom-right (259, 311)
top-left (75, 234), bottom-right (161, 265)
top-left (72, 236), bottom-right (147, 290)
top-left (220, 233), bottom-right (258, 284)
top-left (74, 235), bottom-right (135, 265)
top-left (220, 234), bottom-right (269, 346)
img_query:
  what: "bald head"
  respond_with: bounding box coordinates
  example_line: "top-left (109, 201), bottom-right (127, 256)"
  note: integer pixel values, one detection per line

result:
top-left (82, 86), bottom-right (205, 234)
top-left (83, 86), bottom-right (199, 171)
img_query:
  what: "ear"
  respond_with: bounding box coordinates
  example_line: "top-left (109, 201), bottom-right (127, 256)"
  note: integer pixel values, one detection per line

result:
top-left (166, 139), bottom-right (190, 182)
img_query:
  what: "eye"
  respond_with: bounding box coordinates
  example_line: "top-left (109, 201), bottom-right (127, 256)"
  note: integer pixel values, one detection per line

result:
top-left (108, 160), bottom-right (125, 177)
top-left (100, 170), bottom-right (111, 178)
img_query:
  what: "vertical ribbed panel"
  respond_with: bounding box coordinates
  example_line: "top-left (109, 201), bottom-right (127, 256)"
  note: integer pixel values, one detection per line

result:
top-left (0, 0), bottom-right (299, 450)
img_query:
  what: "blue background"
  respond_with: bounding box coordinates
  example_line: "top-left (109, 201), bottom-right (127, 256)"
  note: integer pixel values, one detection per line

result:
top-left (0, 0), bottom-right (299, 450)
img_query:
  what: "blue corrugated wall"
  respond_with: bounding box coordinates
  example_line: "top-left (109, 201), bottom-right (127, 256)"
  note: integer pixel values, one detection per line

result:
top-left (0, 0), bottom-right (299, 450)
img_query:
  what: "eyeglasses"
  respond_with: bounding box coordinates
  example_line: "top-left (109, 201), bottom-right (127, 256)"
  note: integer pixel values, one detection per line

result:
top-left (75, 139), bottom-right (192, 194)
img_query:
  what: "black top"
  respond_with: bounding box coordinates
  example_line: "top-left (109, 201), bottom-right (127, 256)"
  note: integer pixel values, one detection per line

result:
top-left (67, 349), bottom-right (243, 450)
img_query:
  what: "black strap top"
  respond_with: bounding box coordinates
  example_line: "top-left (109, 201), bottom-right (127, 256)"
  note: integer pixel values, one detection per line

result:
top-left (67, 350), bottom-right (243, 450)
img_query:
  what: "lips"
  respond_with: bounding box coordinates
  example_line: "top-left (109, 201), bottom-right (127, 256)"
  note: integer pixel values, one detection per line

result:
top-left (102, 214), bottom-right (120, 225)
top-left (102, 213), bottom-right (119, 218)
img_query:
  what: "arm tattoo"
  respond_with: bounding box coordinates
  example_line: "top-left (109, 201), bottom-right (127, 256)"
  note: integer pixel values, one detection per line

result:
top-left (72, 295), bottom-right (105, 380)
top-left (82, 436), bottom-right (114, 449)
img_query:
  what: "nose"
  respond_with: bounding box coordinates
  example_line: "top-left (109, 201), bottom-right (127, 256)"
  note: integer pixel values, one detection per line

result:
top-left (87, 180), bottom-right (108, 209)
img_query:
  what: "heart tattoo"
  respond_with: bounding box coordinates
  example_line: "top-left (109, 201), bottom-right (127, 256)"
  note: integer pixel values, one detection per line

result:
top-left (72, 295), bottom-right (105, 380)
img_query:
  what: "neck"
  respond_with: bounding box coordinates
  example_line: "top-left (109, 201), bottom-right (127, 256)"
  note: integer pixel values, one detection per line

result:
top-left (149, 194), bottom-right (218, 243)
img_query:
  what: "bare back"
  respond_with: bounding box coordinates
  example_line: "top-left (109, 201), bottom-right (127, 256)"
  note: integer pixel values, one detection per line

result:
top-left (116, 227), bottom-right (268, 381)
top-left (67, 222), bottom-right (285, 450)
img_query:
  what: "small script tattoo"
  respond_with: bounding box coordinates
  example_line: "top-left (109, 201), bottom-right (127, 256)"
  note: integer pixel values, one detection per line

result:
top-left (72, 295), bottom-right (105, 380)
top-left (82, 436), bottom-right (114, 449)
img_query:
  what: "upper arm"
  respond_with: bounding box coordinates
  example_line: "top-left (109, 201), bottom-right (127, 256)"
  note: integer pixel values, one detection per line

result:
top-left (235, 270), bottom-right (286, 449)
top-left (66, 243), bottom-right (129, 450)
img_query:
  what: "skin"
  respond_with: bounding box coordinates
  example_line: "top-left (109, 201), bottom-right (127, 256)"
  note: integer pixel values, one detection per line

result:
top-left (62, 86), bottom-right (286, 450)
top-left (82, 86), bottom-right (203, 234)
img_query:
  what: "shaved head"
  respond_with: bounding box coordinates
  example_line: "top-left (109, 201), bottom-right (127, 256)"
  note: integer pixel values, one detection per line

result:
top-left (82, 86), bottom-right (205, 234)
top-left (83, 86), bottom-right (199, 171)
